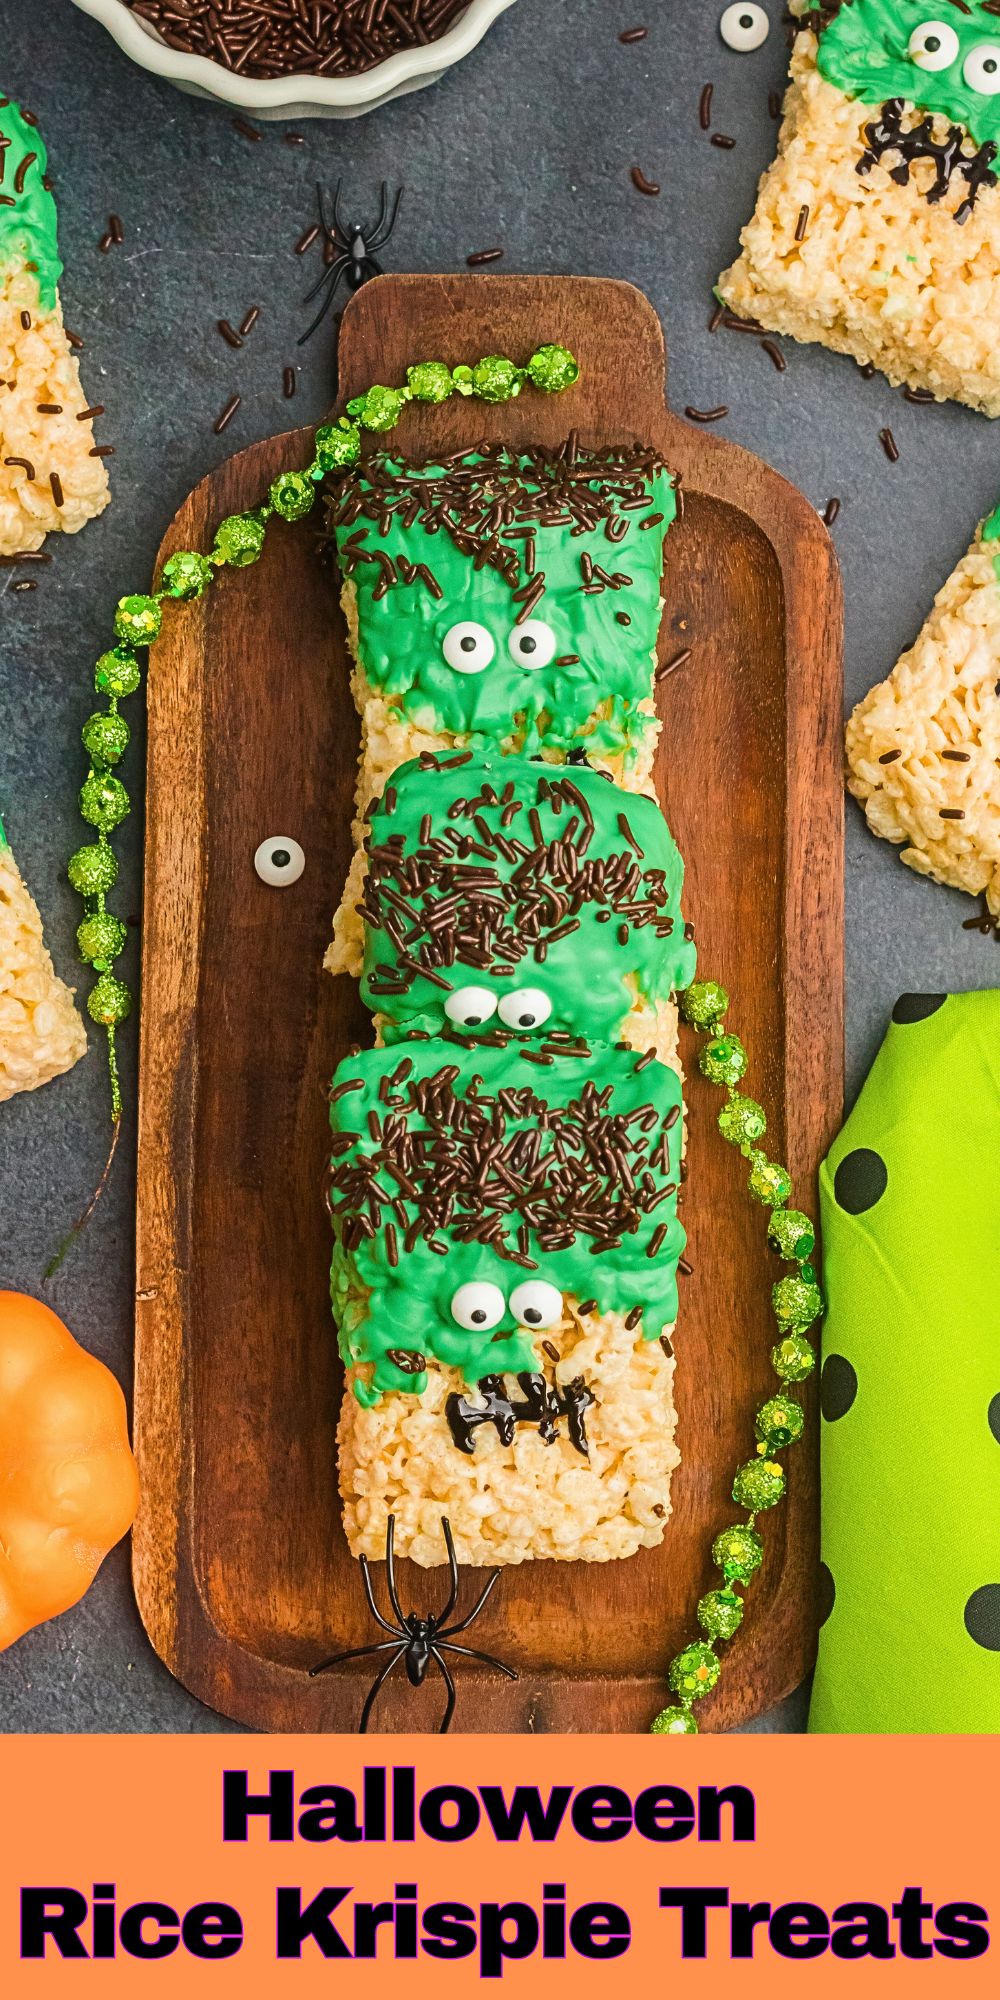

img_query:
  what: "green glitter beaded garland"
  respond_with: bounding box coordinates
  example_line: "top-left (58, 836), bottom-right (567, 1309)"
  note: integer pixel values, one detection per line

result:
top-left (650, 979), bottom-right (822, 1736)
top-left (64, 345), bottom-right (580, 1130)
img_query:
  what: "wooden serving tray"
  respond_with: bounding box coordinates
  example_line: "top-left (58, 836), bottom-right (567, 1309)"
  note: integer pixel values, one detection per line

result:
top-left (134, 274), bottom-right (843, 1733)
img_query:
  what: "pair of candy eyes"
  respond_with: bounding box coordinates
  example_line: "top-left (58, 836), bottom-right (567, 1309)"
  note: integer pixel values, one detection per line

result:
top-left (444, 984), bottom-right (551, 1031)
top-left (442, 620), bottom-right (557, 675)
top-left (450, 1279), bottom-right (563, 1333)
top-left (909, 22), bottom-right (1000, 90)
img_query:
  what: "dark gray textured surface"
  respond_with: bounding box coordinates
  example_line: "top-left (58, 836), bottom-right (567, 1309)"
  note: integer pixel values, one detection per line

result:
top-left (1, 0), bottom-right (993, 1735)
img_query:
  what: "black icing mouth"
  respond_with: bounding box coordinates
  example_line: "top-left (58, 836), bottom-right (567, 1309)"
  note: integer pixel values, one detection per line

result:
top-left (445, 1371), bottom-right (595, 1457)
top-left (856, 98), bottom-right (998, 222)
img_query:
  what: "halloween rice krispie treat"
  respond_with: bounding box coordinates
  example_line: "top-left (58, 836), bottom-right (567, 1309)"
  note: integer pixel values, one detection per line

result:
top-left (846, 499), bottom-right (1000, 913)
top-left (336, 748), bottom-right (696, 1070)
top-left (328, 1039), bottom-right (685, 1566)
top-left (0, 825), bottom-right (87, 1102)
top-left (0, 90), bottom-right (109, 555)
top-left (719, 4), bottom-right (1000, 413)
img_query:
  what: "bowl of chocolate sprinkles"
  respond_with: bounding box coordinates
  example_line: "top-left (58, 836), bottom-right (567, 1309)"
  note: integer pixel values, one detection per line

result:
top-left (69, 0), bottom-right (517, 118)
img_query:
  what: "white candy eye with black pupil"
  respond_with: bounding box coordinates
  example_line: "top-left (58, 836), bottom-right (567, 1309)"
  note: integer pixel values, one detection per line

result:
top-left (509, 1279), bottom-right (563, 1330)
top-left (443, 985), bottom-right (498, 1028)
top-left (450, 1282), bottom-right (506, 1332)
top-left (508, 619), bottom-right (557, 670)
top-left (497, 987), bottom-right (553, 1031)
top-left (442, 622), bottom-right (495, 673)
top-left (908, 20), bottom-right (959, 69)
top-left (254, 836), bottom-right (305, 886)
top-left (964, 42), bottom-right (1000, 92)
top-left (720, 3), bottom-right (769, 52)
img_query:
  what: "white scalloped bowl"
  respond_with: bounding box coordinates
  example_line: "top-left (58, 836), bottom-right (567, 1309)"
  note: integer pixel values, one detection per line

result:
top-left (68, 0), bottom-right (517, 119)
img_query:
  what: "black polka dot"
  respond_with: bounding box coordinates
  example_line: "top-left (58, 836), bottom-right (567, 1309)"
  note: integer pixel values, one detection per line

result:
top-left (892, 993), bottom-right (947, 1025)
top-left (821, 1354), bottom-right (858, 1422)
top-left (817, 1563), bottom-right (836, 1627)
top-left (965, 1586), bottom-right (1000, 1651)
top-left (989, 1395), bottom-right (1000, 1445)
top-left (833, 1148), bottom-right (888, 1215)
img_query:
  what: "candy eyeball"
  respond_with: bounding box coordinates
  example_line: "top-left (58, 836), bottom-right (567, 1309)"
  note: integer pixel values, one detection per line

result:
top-left (442, 621), bottom-right (496, 674)
top-left (964, 42), bottom-right (1000, 92)
top-left (509, 1279), bottom-right (563, 1330)
top-left (508, 619), bottom-right (557, 670)
top-left (254, 836), bottom-right (305, 886)
top-left (720, 3), bottom-right (768, 52)
top-left (907, 19), bottom-right (959, 69)
top-left (443, 985), bottom-right (499, 1028)
top-left (497, 987), bottom-right (553, 1031)
top-left (450, 1281), bottom-right (506, 1332)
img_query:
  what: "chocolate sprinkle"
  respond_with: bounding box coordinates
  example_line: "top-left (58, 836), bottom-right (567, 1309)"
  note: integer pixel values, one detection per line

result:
top-left (685, 405), bottom-right (728, 423)
top-left (283, 366), bottom-right (297, 398)
top-left (218, 319), bottom-right (244, 349)
top-left (630, 165), bottom-right (661, 196)
top-left (878, 748), bottom-right (901, 765)
top-left (467, 247), bottom-right (504, 265)
top-left (823, 497), bottom-right (840, 527)
top-left (699, 83), bottom-right (714, 130)
top-left (711, 133), bottom-right (736, 149)
top-left (620, 25), bottom-right (649, 42)
top-left (214, 394), bottom-right (242, 434)
top-left (879, 426), bottom-right (900, 463)
top-left (794, 203), bottom-right (809, 242)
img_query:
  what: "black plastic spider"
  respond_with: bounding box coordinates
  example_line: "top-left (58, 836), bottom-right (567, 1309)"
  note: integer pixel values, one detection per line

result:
top-left (298, 180), bottom-right (403, 345)
top-left (310, 1514), bottom-right (517, 1732)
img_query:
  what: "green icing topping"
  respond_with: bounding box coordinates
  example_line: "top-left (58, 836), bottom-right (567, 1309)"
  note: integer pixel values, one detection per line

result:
top-left (0, 94), bottom-right (60, 310)
top-left (980, 497), bottom-right (1000, 582)
top-left (327, 1039), bottom-right (685, 1401)
top-left (817, 1), bottom-right (1000, 151)
top-left (361, 749), bottom-right (697, 1043)
top-left (327, 443), bottom-right (676, 761)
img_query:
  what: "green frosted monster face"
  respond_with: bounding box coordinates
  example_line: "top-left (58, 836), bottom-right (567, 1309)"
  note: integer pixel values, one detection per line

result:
top-left (0, 97), bottom-right (61, 309)
top-left (327, 444), bottom-right (676, 761)
top-left (328, 1040), bottom-right (685, 1402)
top-left (818, 1), bottom-right (1000, 148)
top-left (360, 749), bottom-right (697, 1043)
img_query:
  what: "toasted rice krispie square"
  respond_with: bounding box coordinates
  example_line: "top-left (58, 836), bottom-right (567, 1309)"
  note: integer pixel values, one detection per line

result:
top-left (0, 841), bottom-right (87, 1101)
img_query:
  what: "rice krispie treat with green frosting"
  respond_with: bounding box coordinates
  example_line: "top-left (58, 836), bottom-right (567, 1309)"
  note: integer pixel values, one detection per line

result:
top-left (0, 89), bottom-right (109, 554)
top-left (0, 822), bottom-right (87, 1102)
top-left (720, 4), bottom-right (1000, 413)
top-left (847, 497), bottom-right (1000, 913)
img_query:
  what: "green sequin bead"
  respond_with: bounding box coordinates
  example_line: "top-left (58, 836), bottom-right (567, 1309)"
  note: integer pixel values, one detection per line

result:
top-left (699, 1033), bottom-right (747, 1088)
top-left (679, 979), bottom-right (729, 1029)
top-left (160, 550), bottom-right (214, 601)
top-left (269, 471), bottom-right (316, 521)
top-left (213, 513), bottom-right (267, 567)
top-left (668, 1641), bottom-right (720, 1702)
top-left (95, 647), bottom-right (142, 699)
top-left (718, 1094), bottom-right (766, 1149)
top-left (88, 971), bottom-right (132, 1027)
top-left (712, 1522), bottom-right (764, 1584)
top-left (528, 343), bottom-right (580, 393)
top-left (697, 1588), bottom-right (744, 1642)
top-left (313, 419), bottom-right (362, 471)
top-left (767, 1208), bottom-right (815, 1261)
top-left (80, 772), bottom-right (130, 832)
top-left (755, 1394), bottom-right (805, 1451)
top-left (81, 712), bottom-right (130, 766)
top-left (650, 1705), bottom-right (698, 1736)
top-left (773, 1273), bottom-right (823, 1330)
top-left (114, 594), bottom-right (162, 646)
top-left (733, 1457), bottom-right (786, 1512)
top-left (348, 384), bottom-right (407, 432)
top-left (68, 842), bottom-right (118, 896)
top-left (471, 355), bottom-right (523, 403)
top-left (771, 1332), bottom-right (816, 1383)
top-left (407, 361), bottom-right (455, 404)
top-left (747, 1151), bottom-right (793, 1207)
top-left (77, 911), bottom-right (128, 967)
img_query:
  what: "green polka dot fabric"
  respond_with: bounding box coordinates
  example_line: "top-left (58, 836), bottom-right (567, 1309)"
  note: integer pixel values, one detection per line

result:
top-left (810, 989), bottom-right (1000, 1733)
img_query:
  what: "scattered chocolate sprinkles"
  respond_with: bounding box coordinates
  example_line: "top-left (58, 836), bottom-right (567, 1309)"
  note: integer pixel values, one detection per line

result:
top-left (218, 319), bottom-right (244, 349)
top-left (232, 117), bottom-right (263, 141)
top-left (19, 310), bottom-right (31, 331)
top-left (942, 749), bottom-right (971, 762)
top-left (903, 385), bottom-right (935, 404)
top-left (13, 151), bottom-right (36, 195)
top-left (620, 25), bottom-right (649, 42)
top-left (631, 165), bottom-right (660, 196)
top-left (761, 338), bottom-right (786, 372)
top-left (822, 497), bottom-right (840, 527)
top-left (684, 405), bottom-right (728, 423)
top-left (655, 647), bottom-right (692, 681)
top-left (467, 247), bottom-right (504, 265)
top-left (283, 366), bottom-right (297, 398)
top-left (49, 472), bottom-right (64, 509)
top-left (879, 426), bottom-right (900, 463)
top-left (109, 213), bottom-right (124, 244)
top-left (125, 0), bottom-right (479, 79)
top-left (940, 807), bottom-right (966, 819)
top-left (65, 328), bottom-right (84, 350)
top-left (4, 457), bottom-right (35, 479)
top-left (90, 446), bottom-right (115, 459)
top-left (878, 748), bottom-right (901, 765)
top-left (76, 404), bottom-right (104, 421)
top-left (295, 222), bottom-right (320, 254)
top-left (699, 83), bottom-right (714, 130)
top-left (768, 89), bottom-right (782, 118)
top-left (711, 133), bottom-right (736, 150)
top-left (794, 203), bottom-right (810, 242)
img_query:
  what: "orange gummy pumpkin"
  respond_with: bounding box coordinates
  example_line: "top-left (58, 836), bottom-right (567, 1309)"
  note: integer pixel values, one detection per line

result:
top-left (0, 1291), bottom-right (139, 1652)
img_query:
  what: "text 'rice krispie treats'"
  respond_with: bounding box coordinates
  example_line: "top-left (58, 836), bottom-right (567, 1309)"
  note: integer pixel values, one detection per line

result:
top-left (720, 8), bottom-right (1000, 414)
top-left (0, 90), bottom-right (109, 555)
top-left (0, 830), bottom-right (87, 1103)
top-left (846, 502), bottom-right (1000, 913)
top-left (328, 1039), bottom-right (685, 1565)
